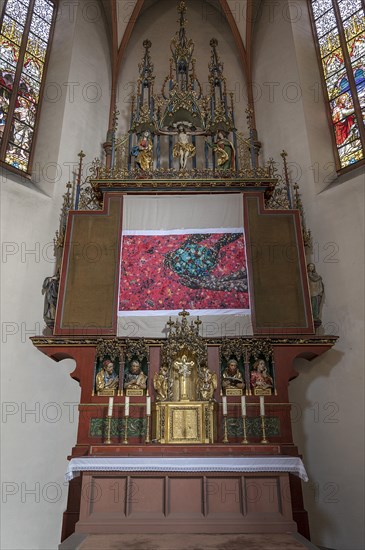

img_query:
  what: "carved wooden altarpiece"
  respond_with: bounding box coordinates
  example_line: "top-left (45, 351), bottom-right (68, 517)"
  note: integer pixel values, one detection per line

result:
top-left (33, 2), bottom-right (337, 545)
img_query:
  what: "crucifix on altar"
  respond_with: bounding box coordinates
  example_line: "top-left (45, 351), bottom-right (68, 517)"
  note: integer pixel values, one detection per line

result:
top-left (172, 354), bottom-right (195, 401)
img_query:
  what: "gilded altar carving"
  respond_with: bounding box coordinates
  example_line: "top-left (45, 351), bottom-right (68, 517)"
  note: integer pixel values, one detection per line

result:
top-left (94, 339), bottom-right (123, 396)
top-left (172, 354), bottom-right (196, 401)
top-left (250, 359), bottom-right (274, 396)
top-left (153, 401), bottom-right (216, 444)
top-left (153, 366), bottom-right (169, 401)
top-left (95, 359), bottom-right (119, 396)
top-left (152, 310), bottom-right (217, 444)
top-left (124, 339), bottom-right (149, 396)
top-left (124, 359), bottom-right (148, 396)
top-left (198, 366), bottom-right (217, 401)
top-left (221, 359), bottom-right (245, 396)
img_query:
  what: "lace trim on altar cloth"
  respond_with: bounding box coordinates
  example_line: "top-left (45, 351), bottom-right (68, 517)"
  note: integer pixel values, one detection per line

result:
top-left (65, 457), bottom-right (308, 482)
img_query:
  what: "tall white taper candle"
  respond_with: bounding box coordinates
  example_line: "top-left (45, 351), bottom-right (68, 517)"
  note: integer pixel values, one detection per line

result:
top-left (146, 396), bottom-right (151, 416)
top-left (125, 396), bottom-right (130, 416)
top-left (108, 397), bottom-right (113, 416)
top-left (222, 395), bottom-right (227, 415)
top-left (260, 396), bottom-right (265, 416)
top-left (241, 395), bottom-right (246, 416)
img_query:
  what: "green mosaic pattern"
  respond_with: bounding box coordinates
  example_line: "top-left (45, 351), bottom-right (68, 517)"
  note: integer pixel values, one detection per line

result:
top-left (90, 418), bottom-right (147, 438)
top-left (227, 416), bottom-right (280, 437)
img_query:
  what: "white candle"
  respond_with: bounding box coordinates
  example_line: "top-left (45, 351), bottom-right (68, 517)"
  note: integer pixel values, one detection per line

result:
top-left (222, 396), bottom-right (227, 415)
top-left (260, 396), bottom-right (265, 416)
top-left (125, 396), bottom-right (130, 417)
top-left (241, 395), bottom-right (246, 417)
top-left (107, 397), bottom-right (113, 417)
top-left (146, 396), bottom-right (151, 416)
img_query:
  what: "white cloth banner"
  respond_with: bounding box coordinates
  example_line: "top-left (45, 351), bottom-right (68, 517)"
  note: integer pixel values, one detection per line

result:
top-left (65, 456), bottom-right (308, 482)
top-left (117, 195), bottom-right (252, 338)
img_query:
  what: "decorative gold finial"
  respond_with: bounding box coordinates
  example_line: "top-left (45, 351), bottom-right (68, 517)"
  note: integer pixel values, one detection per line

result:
top-left (245, 106), bottom-right (254, 129)
top-left (112, 104), bottom-right (120, 133)
top-left (177, 1), bottom-right (187, 30)
top-left (178, 308), bottom-right (190, 319)
top-left (178, 1), bottom-right (187, 15)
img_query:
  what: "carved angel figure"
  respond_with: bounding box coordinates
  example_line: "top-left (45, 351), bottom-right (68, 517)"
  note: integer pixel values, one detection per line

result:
top-left (153, 366), bottom-right (169, 401)
top-left (198, 366), bottom-right (217, 401)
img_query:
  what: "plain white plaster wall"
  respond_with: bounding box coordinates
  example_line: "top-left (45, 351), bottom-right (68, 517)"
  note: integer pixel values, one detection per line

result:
top-left (0, 1), bottom-right (111, 548)
top-left (253, 2), bottom-right (364, 549)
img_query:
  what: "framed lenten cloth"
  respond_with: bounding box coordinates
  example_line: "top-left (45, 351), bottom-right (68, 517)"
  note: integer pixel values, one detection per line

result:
top-left (118, 194), bottom-right (251, 338)
top-left (54, 192), bottom-right (313, 337)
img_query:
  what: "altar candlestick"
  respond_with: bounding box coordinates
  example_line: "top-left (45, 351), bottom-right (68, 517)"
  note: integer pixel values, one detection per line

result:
top-left (260, 396), bottom-right (265, 416)
top-left (222, 396), bottom-right (227, 415)
top-left (125, 396), bottom-right (130, 416)
top-left (108, 397), bottom-right (114, 417)
top-left (241, 395), bottom-right (246, 417)
top-left (145, 396), bottom-right (151, 444)
top-left (222, 396), bottom-right (229, 443)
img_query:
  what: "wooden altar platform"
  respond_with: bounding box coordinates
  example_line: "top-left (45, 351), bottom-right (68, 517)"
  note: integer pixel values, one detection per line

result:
top-left (60, 532), bottom-right (320, 550)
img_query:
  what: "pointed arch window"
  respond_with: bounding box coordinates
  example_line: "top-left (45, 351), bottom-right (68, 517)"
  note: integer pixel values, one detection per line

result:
top-left (0, 0), bottom-right (56, 175)
top-left (309, 0), bottom-right (365, 172)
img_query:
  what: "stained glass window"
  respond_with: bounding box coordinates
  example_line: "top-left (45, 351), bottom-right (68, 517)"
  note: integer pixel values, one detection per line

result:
top-left (0, 0), bottom-right (56, 173)
top-left (310, 0), bottom-right (365, 170)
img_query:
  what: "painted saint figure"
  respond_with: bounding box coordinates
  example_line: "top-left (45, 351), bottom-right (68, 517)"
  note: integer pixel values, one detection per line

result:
top-left (131, 130), bottom-right (153, 171)
top-left (250, 359), bottom-right (274, 393)
top-left (307, 263), bottom-right (324, 323)
top-left (96, 359), bottom-right (119, 395)
top-left (206, 130), bottom-right (235, 170)
top-left (332, 96), bottom-right (356, 146)
top-left (221, 359), bottom-right (244, 392)
top-left (42, 273), bottom-right (59, 328)
top-left (124, 359), bottom-right (148, 391)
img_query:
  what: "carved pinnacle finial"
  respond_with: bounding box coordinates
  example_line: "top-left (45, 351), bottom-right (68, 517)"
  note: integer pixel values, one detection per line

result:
top-left (178, 308), bottom-right (190, 319)
top-left (177, 0), bottom-right (188, 37)
top-left (178, 1), bottom-right (187, 17)
top-left (143, 39), bottom-right (152, 50)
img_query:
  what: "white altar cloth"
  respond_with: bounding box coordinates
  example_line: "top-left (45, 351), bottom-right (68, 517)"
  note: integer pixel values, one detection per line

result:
top-left (65, 456), bottom-right (308, 482)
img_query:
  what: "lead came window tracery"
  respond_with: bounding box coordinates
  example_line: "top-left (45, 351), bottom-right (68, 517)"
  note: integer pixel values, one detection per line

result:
top-left (0, 0), bottom-right (56, 173)
top-left (309, 0), bottom-right (365, 170)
